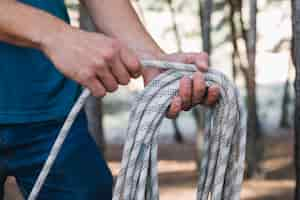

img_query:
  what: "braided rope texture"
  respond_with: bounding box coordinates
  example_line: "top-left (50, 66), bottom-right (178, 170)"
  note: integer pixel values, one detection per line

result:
top-left (28, 60), bottom-right (246, 200)
top-left (113, 65), bottom-right (247, 200)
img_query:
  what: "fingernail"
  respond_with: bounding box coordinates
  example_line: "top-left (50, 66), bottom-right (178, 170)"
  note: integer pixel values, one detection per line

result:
top-left (133, 72), bottom-right (141, 78)
top-left (173, 99), bottom-right (181, 109)
top-left (197, 60), bottom-right (208, 70)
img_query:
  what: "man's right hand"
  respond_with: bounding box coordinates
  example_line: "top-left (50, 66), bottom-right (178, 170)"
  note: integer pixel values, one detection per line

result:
top-left (41, 27), bottom-right (142, 97)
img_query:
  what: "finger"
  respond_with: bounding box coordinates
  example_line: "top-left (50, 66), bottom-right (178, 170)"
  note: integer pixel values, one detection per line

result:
top-left (204, 85), bottom-right (220, 106)
top-left (194, 52), bottom-right (209, 71)
top-left (183, 53), bottom-right (209, 72)
top-left (120, 47), bottom-right (142, 78)
top-left (96, 65), bottom-right (119, 92)
top-left (88, 78), bottom-right (107, 97)
top-left (110, 57), bottom-right (131, 85)
top-left (166, 96), bottom-right (182, 119)
top-left (192, 72), bottom-right (206, 105)
top-left (179, 76), bottom-right (192, 111)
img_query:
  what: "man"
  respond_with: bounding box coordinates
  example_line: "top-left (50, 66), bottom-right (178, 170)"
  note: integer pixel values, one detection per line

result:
top-left (0, 0), bottom-right (219, 199)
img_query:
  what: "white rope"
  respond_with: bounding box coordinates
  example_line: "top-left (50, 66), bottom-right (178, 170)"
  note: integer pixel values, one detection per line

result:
top-left (28, 60), bottom-right (246, 200)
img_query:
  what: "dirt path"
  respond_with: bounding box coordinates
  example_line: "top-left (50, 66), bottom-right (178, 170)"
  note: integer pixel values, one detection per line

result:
top-left (106, 130), bottom-right (295, 200)
top-left (3, 130), bottom-right (295, 200)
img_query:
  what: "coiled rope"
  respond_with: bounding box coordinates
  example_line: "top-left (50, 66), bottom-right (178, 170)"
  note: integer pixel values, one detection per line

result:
top-left (28, 60), bottom-right (246, 200)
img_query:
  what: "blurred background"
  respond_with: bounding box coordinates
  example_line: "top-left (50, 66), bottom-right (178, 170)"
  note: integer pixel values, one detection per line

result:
top-left (4, 0), bottom-right (297, 199)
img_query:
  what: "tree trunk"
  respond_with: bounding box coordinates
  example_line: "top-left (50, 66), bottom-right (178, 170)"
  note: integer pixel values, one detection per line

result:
top-left (165, 0), bottom-right (185, 143)
top-left (172, 119), bottom-right (184, 143)
top-left (195, 0), bottom-right (213, 168)
top-left (244, 0), bottom-right (262, 178)
top-left (194, 108), bottom-right (206, 169)
top-left (227, 0), bottom-right (261, 177)
top-left (228, 0), bottom-right (242, 82)
top-left (167, 0), bottom-right (183, 52)
top-left (280, 63), bottom-right (292, 128)
top-left (80, 5), bottom-right (106, 154)
top-left (199, 0), bottom-right (213, 58)
top-left (280, 78), bottom-right (291, 128)
top-left (291, 0), bottom-right (300, 198)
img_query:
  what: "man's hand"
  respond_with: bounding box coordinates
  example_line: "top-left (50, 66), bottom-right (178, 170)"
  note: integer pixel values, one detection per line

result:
top-left (81, 0), bottom-right (219, 111)
top-left (143, 53), bottom-right (220, 119)
top-left (41, 27), bottom-right (142, 97)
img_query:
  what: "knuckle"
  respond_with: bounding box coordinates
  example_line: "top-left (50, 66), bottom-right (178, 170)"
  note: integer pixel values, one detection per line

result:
top-left (98, 89), bottom-right (107, 97)
top-left (120, 77), bottom-right (130, 85)
top-left (93, 89), bottom-right (106, 97)
top-left (110, 84), bottom-right (118, 92)
top-left (93, 59), bottom-right (105, 70)
top-left (179, 88), bottom-right (190, 99)
top-left (198, 82), bottom-right (206, 93)
top-left (106, 81), bottom-right (118, 92)
top-left (184, 55), bottom-right (192, 64)
top-left (128, 57), bottom-right (140, 72)
top-left (102, 47), bottom-right (116, 61)
top-left (82, 71), bottom-right (95, 83)
top-left (110, 39), bottom-right (121, 50)
top-left (183, 89), bottom-right (191, 98)
top-left (195, 71), bottom-right (204, 79)
top-left (180, 77), bottom-right (189, 86)
top-left (94, 63), bottom-right (106, 72)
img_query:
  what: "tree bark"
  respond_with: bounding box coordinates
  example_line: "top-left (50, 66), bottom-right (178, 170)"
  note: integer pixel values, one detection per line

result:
top-left (280, 81), bottom-right (290, 128)
top-left (227, 0), bottom-right (262, 177)
top-left (280, 65), bottom-right (292, 128)
top-left (166, 0), bottom-right (183, 52)
top-left (291, 0), bottom-right (300, 198)
top-left (195, 0), bottom-right (213, 168)
top-left (165, 0), bottom-right (185, 143)
top-left (199, 0), bottom-right (213, 59)
top-left (244, 0), bottom-right (263, 178)
top-left (228, 0), bottom-right (242, 82)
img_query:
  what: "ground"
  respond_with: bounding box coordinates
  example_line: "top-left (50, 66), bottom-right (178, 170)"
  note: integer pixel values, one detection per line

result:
top-left (3, 129), bottom-right (295, 200)
top-left (106, 129), bottom-right (295, 200)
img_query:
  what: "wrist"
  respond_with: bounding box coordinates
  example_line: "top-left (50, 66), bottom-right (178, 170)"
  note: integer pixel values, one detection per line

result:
top-left (38, 21), bottom-right (72, 55)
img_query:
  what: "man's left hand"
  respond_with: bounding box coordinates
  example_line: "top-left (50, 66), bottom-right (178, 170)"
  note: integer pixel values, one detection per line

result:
top-left (142, 52), bottom-right (220, 119)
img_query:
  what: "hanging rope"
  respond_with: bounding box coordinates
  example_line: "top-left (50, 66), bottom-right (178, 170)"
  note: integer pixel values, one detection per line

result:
top-left (28, 60), bottom-right (246, 200)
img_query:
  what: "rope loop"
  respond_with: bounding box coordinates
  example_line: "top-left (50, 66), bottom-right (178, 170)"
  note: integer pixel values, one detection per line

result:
top-left (28, 60), bottom-right (246, 200)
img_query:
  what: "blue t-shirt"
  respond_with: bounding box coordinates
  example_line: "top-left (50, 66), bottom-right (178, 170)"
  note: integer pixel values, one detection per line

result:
top-left (0, 0), bottom-right (81, 124)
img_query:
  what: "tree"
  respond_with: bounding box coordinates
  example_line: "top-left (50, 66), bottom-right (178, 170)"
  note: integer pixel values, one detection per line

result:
top-left (244, 0), bottom-right (262, 177)
top-left (164, 0), bottom-right (185, 143)
top-left (280, 63), bottom-right (292, 128)
top-left (199, 0), bottom-right (213, 60)
top-left (195, 0), bottom-right (213, 168)
top-left (228, 0), bottom-right (241, 82)
top-left (227, 0), bottom-right (261, 177)
top-left (166, 0), bottom-right (183, 52)
top-left (291, 0), bottom-right (300, 198)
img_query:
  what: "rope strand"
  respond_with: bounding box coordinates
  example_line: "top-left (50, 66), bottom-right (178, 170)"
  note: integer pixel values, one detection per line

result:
top-left (28, 60), bottom-right (246, 200)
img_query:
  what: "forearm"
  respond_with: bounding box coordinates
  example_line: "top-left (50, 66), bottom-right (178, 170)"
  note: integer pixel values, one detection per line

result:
top-left (0, 0), bottom-right (71, 49)
top-left (81, 0), bottom-right (164, 80)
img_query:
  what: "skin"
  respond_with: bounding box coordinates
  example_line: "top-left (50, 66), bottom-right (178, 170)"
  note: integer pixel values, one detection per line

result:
top-left (0, 0), bottom-right (220, 119)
